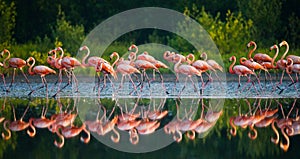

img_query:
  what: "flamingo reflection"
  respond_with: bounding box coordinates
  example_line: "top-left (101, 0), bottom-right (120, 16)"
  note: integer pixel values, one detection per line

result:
top-left (2, 104), bottom-right (30, 140)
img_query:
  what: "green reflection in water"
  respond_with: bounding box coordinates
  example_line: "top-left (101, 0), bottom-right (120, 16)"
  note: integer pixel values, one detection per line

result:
top-left (0, 97), bottom-right (299, 159)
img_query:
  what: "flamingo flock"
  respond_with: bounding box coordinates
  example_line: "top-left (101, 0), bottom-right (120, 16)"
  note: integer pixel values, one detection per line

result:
top-left (0, 40), bottom-right (299, 97)
top-left (0, 97), bottom-right (222, 148)
top-left (229, 98), bottom-right (299, 152)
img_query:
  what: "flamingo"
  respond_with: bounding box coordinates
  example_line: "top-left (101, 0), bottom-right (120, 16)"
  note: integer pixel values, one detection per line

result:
top-left (270, 99), bottom-right (297, 147)
top-left (54, 123), bottom-right (90, 148)
top-left (261, 45), bottom-right (279, 70)
top-left (128, 45), bottom-right (168, 94)
top-left (163, 51), bottom-right (174, 63)
top-left (200, 52), bottom-right (223, 72)
top-left (186, 53), bottom-right (214, 84)
top-left (110, 52), bottom-right (140, 94)
top-left (173, 54), bottom-right (203, 95)
top-left (51, 47), bottom-right (82, 97)
top-left (1, 49), bottom-right (32, 92)
top-left (130, 52), bottom-right (166, 94)
top-left (47, 49), bottom-right (70, 92)
top-left (286, 58), bottom-right (300, 82)
top-left (2, 104), bottom-right (30, 140)
top-left (97, 116), bottom-right (120, 143)
top-left (247, 41), bottom-right (272, 63)
top-left (276, 41), bottom-right (291, 85)
top-left (279, 41), bottom-right (300, 64)
top-left (27, 105), bottom-right (56, 137)
top-left (80, 46), bottom-right (115, 93)
top-left (229, 56), bottom-right (259, 93)
top-left (26, 57), bottom-right (56, 96)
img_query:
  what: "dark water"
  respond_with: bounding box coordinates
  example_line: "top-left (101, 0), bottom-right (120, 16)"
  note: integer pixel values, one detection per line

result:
top-left (0, 97), bottom-right (299, 159)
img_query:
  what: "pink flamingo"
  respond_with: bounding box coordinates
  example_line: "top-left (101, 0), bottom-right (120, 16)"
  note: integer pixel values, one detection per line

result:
top-left (54, 123), bottom-right (90, 148)
top-left (47, 49), bottom-right (70, 92)
top-left (163, 51), bottom-right (187, 64)
top-left (1, 49), bottom-right (32, 92)
top-left (80, 46), bottom-right (115, 93)
top-left (173, 54), bottom-right (203, 95)
top-left (229, 56), bottom-right (259, 94)
top-left (130, 52), bottom-right (167, 94)
top-left (280, 41), bottom-right (300, 64)
top-left (52, 47), bottom-right (82, 96)
top-left (186, 53), bottom-right (214, 84)
top-left (110, 52), bottom-right (140, 93)
top-left (2, 104), bottom-right (30, 140)
top-left (200, 52), bottom-right (223, 72)
top-left (247, 41), bottom-right (272, 63)
top-left (26, 57), bottom-right (56, 96)
top-left (27, 105), bottom-right (56, 137)
top-left (275, 41), bottom-right (291, 86)
top-left (129, 45), bottom-right (168, 93)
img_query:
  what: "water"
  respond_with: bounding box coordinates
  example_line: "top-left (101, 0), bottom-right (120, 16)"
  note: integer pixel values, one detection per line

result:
top-left (0, 96), bottom-right (300, 159)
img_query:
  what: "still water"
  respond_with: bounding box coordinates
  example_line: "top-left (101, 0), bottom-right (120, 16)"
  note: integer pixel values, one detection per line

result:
top-left (0, 97), bottom-right (299, 159)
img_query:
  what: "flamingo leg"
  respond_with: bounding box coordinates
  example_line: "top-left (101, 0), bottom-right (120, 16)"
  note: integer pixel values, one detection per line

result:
top-left (28, 76), bottom-right (47, 96)
top-left (178, 77), bottom-right (188, 97)
top-left (20, 68), bottom-right (32, 91)
top-left (156, 69), bottom-right (168, 94)
top-left (199, 74), bottom-right (204, 95)
top-left (1, 73), bottom-right (7, 91)
top-left (279, 73), bottom-right (298, 94)
top-left (7, 68), bottom-right (16, 92)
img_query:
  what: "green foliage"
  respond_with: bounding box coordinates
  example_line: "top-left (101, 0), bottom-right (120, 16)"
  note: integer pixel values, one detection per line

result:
top-left (51, 6), bottom-right (85, 56)
top-left (237, 0), bottom-right (282, 43)
top-left (0, 0), bottom-right (16, 49)
top-left (183, 5), bottom-right (253, 55)
top-left (9, 36), bottom-right (53, 65)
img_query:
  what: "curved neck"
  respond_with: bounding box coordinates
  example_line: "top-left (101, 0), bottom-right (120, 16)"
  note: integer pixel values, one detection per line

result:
top-left (81, 47), bottom-right (90, 67)
top-left (280, 43), bottom-right (289, 60)
top-left (271, 46), bottom-right (279, 68)
top-left (248, 42), bottom-right (257, 59)
top-left (186, 54), bottom-right (195, 64)
top-left (111, 127), bottom-right (120, 143)
top-left (239, 57), bottom-right (247, 65)
top-left (201, 52), bottom-right (207, 61)
top-left (2, 120), bottom-right (11, 140)
top-left (56, 47), bottom-right (64, 59)
top-left (229, 56), bottom-right (236, 74)
top-left (229, 117), bottom-right (237, 136)
top-left (28, 58), bottom-right (35, 75)
top-left (2, 50), bottom-right (11, 69)
top-left (271, 121), bottom-right (279, 144)
top-left (129, 52), bottom-right (136, 62)
top-left (280, 127), bottom-right (290, 152)
top-left (80, 127), bottom-right (91, 143)
top-left (111, 53), bottom-right (119, 67)
top-left (54, 127), bottom-right (65, 148)
top-left (132, 45), bottom-right (138, 54)
top-left (174, 55), bottom-right (182, 73)
top-left (27, 118), bottom-right (36, 137)
top-left (163, 51), bottom-right (171, 60)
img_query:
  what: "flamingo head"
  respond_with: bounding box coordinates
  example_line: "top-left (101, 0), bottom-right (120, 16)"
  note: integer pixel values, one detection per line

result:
top-left (128, 44), bottom-right (137, 51)
top-left (270, 44), bottom-right (278, 51)
top-left (26, 57), bottom-right (35, 66)
top-left (247, 41), bottom-right (255, 48)
top-left (0, 49), bottom-right (9, 57)
top-left (279, 40), bottom-right (288, 47)
top-left (79, 45), bottom-right (88, 51)
top-left (110, 52), bottom-right (118, 59)
top-left (229, 56), bottom-right (235, 61)
top-left (55, 47), bottom-right (63, 52)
